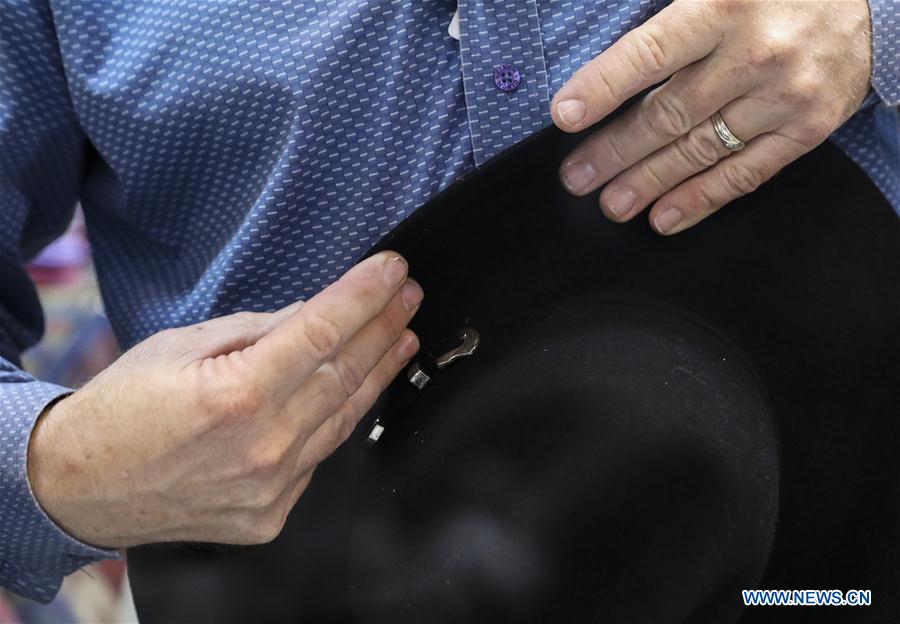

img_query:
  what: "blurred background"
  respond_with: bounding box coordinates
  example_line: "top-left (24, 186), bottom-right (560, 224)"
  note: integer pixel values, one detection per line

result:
top-left (0, 211), bottom-right (138, 623)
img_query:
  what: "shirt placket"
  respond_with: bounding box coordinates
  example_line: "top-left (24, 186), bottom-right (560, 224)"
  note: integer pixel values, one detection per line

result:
top-left (458, 0), bottom-right (552, 165)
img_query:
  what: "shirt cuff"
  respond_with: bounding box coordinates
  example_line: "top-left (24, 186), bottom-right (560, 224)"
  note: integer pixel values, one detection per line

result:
top-left (0, 366), bottom-right (119, 604)
top-left (869, 0), bottom-right (900, 105)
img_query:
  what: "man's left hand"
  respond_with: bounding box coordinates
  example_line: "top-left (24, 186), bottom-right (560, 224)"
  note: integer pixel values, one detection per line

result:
top-left (552, 0), bottom-right (873, 234)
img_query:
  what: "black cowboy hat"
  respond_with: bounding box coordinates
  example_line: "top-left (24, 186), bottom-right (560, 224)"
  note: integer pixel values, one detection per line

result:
top-left (128, 128), bottom-right (900, 624)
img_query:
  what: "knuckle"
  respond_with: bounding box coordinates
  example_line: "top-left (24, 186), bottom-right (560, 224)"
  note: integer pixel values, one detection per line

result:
top-left (747, 44), bottom-right (777, 70)
top-left (299, 369), bottom-right (334, 416)
top-left (201, 378), bottom-right (262, 422)
top-left (628, 27), bottom-right (669, 80)
top-left (336, 413), bottom-right (360, 444)
top-left (231, 311), bottom-right (258, 324)
top-left (721, 162), bottom-right (765, 196)
top-left (635, 160), bottom-right (667, 193)
top-left (330, 406), bottom-right (363, 448)
top-left (596, 132), bottom-right (630, 169)
top-left (245, 483), bottom-right (282, 514)
top-left (241, 445), bottom-right (286, 481)
top-left (376, 305), bottom-right (406, 340)
top-left (678, 130), bottom-right (722, 170)
top-left (585, 59), bottom-right (622, 103)
top-left (750, 30), bottom-right (794, 69)
top-left (690, 182), bottom-right (720, 213)
top-left (789, 71), bottom-right (825, 108)
top-left (242, 527), bottom-right (273, 545)
top-left (302, 313), bottom-right (343, 360)
top-left (246, 509), bottom-right (287, 544)
top-left (644, 90), bottom-right (694, 139)
top-left (331, 349), bottom-right (369, 397)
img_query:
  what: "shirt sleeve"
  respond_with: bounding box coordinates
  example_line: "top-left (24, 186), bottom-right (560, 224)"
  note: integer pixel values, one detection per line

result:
top-left (0, 0), bottom-right (119, 604)
top-left (869, 0), bottom-right (900, 105)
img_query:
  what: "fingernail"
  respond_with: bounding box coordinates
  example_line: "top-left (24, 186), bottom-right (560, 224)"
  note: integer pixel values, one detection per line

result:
top-left (384, 255), bottom-right (407, 286)
top-left (604, 186), bottom-right (636, 217)
top-left (401, 280), bottom-right (423, 311)
top-left (557, 99), bottom-right (586, 127)
top-left (398, 332), bottom-right (420, 360)
top-left (654, 207), bottom-right (683, 234)
top-left (561, 161), bottom-right (597, 194)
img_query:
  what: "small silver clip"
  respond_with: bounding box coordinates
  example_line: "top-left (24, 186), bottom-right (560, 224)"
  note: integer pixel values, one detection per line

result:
top-left (406, 327), bottom-right (481, 389)
top-left (371, 327), bottom-right (481, 445)
top-left (435, 327), bottom-right (480, 369)
top-left (407, 364), bottom-right (431, 389)
top-left (367, 423), bottom-right (385, 444)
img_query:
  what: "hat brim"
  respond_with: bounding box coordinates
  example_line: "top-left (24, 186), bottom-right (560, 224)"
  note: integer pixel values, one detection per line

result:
top-left (354, 127), bottom-right (900, 622)
top-left (128, 129), bottom-right (900, 623)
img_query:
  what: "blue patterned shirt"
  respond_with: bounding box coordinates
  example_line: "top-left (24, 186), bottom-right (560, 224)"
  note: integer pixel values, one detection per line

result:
top-left (1, 0), bottom-right (898, 603)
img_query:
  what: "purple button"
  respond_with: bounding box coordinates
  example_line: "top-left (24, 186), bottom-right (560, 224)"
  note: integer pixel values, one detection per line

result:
top-left (493, 64), bottom-right (521, 92)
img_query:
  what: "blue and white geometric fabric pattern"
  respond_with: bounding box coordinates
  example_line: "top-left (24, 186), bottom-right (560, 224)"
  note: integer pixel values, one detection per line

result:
top-left (1, 0), bottom-right (898, 603)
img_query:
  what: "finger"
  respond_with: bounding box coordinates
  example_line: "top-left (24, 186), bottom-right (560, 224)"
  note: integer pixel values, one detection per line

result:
top-left (267, 299), bottom-right (307, 324)
top-left (283, 279), bottom-right (422, 436)
top-left (598, 96), bottom-right (786, 222)
top-left (264, 335), bottom-right (434, 526)
top-left (559, 59), bottom-right (763, 196)
top-left (551, 1), bottom-right (723, 132)
top-left (174, 300), bottom-right (306, 362)
top-left (234, 322), bottom-right (419, 539)
top-left (648, 131), bottom-right (809, 235)
top-left (248, 251), bottom-right (410, 395)
top-left (294, 329), bottom-right (419, 475)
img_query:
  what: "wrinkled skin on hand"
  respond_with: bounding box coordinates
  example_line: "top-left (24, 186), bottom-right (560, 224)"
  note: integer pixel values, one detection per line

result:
top-left (28, 251), bottom-right (423, 548)
top-left (553, 0), bottom-right (873, 234)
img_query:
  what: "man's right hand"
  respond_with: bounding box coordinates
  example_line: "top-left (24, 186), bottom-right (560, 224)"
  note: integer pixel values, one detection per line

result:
top-left (25, 251), bottom-right (422, 549)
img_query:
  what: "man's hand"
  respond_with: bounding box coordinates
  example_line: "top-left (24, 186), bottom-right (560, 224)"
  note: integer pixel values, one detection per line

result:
top-left (26, 251), bottom-right (422, 548)
top-left (552, 0), bottom-right (873, 234)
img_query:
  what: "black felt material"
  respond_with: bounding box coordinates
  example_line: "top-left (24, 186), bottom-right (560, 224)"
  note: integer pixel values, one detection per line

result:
top-left (351, 303), bottom-right (779, 623)
top-left (128, 128), bottom-right (900, 623)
